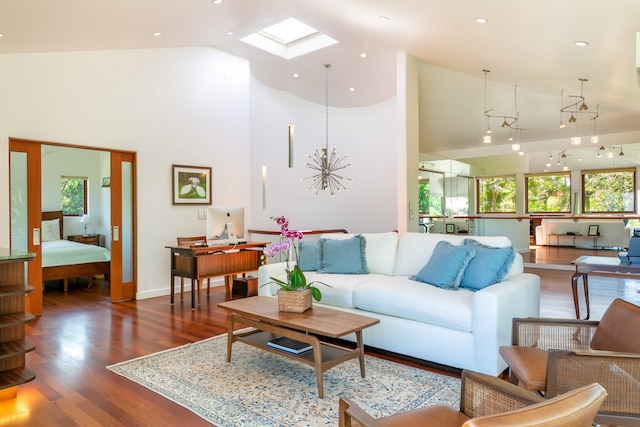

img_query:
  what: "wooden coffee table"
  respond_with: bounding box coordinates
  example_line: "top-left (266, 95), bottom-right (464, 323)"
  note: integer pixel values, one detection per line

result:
top-left (217, 296), bottom-right (380, 398)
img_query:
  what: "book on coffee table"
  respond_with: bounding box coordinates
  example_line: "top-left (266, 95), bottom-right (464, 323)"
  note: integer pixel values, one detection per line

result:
top-left (267, 337), bottom-right (313, 354)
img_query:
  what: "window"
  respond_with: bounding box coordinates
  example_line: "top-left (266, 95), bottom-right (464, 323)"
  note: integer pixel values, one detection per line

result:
top-left (447, 175), bottom-right (471, 216)
top-left (418, 170), bottom-right (444, 216)
top-left (526, 173), bottom-right (571, 213)
top-left (61, 176), bottom-right (88, 216)
top-left (477, 176), bottom-right (516, 213)
top-left (582, 168), bottom-right (635, 213)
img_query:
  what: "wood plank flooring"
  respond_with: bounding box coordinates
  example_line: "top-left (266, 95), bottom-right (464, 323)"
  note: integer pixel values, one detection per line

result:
top-left (4, 247), bottom-right (638, 426)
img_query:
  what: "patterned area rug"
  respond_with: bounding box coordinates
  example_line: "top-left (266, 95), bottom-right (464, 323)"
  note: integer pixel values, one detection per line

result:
top-left (107, 332), bottom-right (460, 426)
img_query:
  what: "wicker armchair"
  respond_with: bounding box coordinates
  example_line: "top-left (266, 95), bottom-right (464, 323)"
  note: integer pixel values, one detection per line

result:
top-left (499, 298), bottom-right (640, 426)
top-left (338, 370), bottom-right (606, 427)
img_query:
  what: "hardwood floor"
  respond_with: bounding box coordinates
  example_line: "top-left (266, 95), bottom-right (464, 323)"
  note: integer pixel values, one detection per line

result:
top-left (5, 247), bottom-right (639, 426)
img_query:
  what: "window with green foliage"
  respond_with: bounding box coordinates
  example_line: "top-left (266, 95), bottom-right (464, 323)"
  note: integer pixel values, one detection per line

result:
top-left (61, 176), bottom-right (88, 216)
top-left (477, 176), bottom-right (516, 213)
top-left (418, 170), bottom-right (444, 216)
top-left (526, 173), bottom-right (571, 213)
top-left (582, 168), bottom-right (635, 213)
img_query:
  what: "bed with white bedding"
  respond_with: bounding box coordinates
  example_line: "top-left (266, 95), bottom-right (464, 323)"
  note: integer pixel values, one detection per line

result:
top-left (42, 211), bottom-right (111, 291)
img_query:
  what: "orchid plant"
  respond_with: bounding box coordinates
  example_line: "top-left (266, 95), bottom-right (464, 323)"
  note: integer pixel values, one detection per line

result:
top-left (263, 216), bottom-right (326, 301)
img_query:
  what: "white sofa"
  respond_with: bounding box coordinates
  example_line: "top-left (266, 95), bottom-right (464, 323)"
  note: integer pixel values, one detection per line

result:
top-left (535, 218), bottom-right (631, 248)
top-left (258, 232), bottom-right (540, 376)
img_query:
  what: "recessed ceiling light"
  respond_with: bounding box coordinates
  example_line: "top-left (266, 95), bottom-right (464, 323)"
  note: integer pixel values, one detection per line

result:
top-left (0, 34), bottom-right (4, 38)
top-left (226, 31), bottom-right (234, 36)
top-left (293, 73), bottom-right (299, 78)
top-left (575, 41), bottom-right (589, 47)
top-left (475, 17), bottom-right (488, 24)
top-left (152, 32), bottom-right (162, 37)
top-left (379, 16), bottom-right (390, 22)
top-left (360, 52), bottom-right (367, 58)
top-left (212, 0), bottom-right (223, 4)
top-left (349, 87), bottom-right (355, 92)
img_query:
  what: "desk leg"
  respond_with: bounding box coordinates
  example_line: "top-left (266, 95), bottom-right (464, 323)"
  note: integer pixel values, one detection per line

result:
top-left (225, 275), bottom-right (233, 300)
top-left (170, 275), bottom-right (175, 305)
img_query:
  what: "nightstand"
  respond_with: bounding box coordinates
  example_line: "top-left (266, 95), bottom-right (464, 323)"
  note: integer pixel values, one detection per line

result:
top-left (68, 234), bottom-right (101, 246)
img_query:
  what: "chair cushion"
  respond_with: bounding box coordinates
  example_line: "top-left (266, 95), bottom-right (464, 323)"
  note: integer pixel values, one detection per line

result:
top-left (499, 346), bottom-right (547, 391)
top-left (379, 404), bottom-right (470, 427)
top-left (591, 298), bottom-right (640, 353)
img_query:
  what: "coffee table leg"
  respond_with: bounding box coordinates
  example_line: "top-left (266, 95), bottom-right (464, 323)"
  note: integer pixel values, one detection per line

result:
top-left (356, 330), bottom-right (366, 378)
top-left (311, 339), bottom-right (324, 398)
top-left (571, 272), bottom-right (582, 319)
top-left (226, 315), bottom-right (235, 363)
top-left (583, 274), bottom-right (591, 320)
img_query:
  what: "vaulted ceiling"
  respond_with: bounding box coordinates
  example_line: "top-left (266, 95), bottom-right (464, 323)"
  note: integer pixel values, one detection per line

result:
top-left (2, 0), bottom-right (640, 171)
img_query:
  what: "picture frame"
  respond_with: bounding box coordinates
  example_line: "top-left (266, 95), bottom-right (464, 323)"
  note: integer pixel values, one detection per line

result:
top-left (172, 164), bottom-right (212, 205)
top-left (588, 225), bottom-right (599, 236)
top-left (101, 177), bottom-right (111, 187)
top-left (445, 223), bottom-right (455, 234)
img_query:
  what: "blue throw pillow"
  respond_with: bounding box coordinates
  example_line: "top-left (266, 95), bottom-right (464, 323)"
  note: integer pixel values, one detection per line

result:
top-left (460, 239), bottom-right (516, 291)
top-left (317, 235), bottom-right (368, 274)
top-left (410, 241), bottom-right (475, 290)
top-left (298, 241), bottom-right (318, 271)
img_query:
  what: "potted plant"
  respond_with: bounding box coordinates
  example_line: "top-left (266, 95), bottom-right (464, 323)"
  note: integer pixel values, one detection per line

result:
top-left (262, 216), bottom-right (328, 312)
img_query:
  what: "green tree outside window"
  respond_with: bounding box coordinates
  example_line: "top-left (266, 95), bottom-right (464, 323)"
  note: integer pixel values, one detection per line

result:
top-left (583, 169), bottom-right (635, 213)
top-left (477, 176), bottom-right (516, 213)
top-left (61, 177), bottom-right (87, 216)
top-left (526, 173), bottom-right (571, 213)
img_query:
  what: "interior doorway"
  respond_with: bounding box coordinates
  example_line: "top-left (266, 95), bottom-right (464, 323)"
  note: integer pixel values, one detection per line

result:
top-left (9, 138), bottom-right (137, 314)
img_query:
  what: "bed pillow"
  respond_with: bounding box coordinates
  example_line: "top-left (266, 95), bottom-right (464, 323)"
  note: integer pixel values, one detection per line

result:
top-left (410, 241), bottom-right (475, 290)
top-left (297, 241), bottom-right (318, 271)
top-left (317, 235), bottom-right (367, 274)
top-left (460, 239), bottom-right (517, 291)
top-left (41, 218), bottom-right (61, 242)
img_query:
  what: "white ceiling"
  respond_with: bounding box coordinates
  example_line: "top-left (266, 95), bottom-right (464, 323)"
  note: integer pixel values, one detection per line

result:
top-left (2, 0), bottom-right (640, 172)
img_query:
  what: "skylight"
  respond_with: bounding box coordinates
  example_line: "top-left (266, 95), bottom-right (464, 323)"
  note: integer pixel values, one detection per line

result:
top-left (241, 18), bottom-right (338, 59)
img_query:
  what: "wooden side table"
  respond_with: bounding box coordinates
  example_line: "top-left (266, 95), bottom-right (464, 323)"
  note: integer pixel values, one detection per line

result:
top-left (68, 234), bottom-right (101, 246)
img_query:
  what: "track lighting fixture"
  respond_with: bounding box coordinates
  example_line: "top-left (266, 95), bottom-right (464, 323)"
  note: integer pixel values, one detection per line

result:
top-left (481, 69), bottom-right (524, 144)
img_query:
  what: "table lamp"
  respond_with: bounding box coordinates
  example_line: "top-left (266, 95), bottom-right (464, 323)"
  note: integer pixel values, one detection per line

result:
top-left (80, 214), bottom-right (92, 236)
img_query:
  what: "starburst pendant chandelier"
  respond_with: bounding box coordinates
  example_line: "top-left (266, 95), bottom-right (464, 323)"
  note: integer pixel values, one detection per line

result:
top-left (302, 64), bottom-right (351, 197)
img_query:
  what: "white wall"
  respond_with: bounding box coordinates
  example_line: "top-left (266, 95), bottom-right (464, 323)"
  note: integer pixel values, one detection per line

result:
top-left (0, 47), bottom-right (252, 299)
top-left (248, 75), bottom-right (398, 233)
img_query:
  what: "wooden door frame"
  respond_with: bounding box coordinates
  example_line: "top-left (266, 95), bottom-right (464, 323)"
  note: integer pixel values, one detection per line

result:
top-left (8, 138), bottom-right (137, 310)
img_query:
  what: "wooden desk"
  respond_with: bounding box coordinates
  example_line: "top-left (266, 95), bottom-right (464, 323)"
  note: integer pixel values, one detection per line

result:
top-left (167, 242), bottom-right (268, 310)
top-left (571, 255), bottom-right (640, 320)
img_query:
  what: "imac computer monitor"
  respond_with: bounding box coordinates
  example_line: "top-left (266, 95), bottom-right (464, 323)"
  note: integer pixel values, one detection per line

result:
top-left (206, 206), bottom-right (245, 244)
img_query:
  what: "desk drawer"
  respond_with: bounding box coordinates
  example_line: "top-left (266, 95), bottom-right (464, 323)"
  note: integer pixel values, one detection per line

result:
top-left (198, 250), bottom-right (261, 276)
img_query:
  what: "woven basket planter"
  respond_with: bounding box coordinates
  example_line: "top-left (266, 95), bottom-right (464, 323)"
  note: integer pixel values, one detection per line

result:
top-left (277, 288), bottom-right (312, 313)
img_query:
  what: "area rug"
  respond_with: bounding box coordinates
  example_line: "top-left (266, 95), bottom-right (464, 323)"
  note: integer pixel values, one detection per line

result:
top-left (107, 332), bottom-right (460, 426)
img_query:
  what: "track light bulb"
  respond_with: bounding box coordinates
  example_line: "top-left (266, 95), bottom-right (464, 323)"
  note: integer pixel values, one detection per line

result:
top-left (501, 119), bottom-right (509, 128)
top-left (591, 136), bottom-right (599, 144)
top-left (568, 114), bottom-right (576, 123)
top-left (579, 102), bottom-right (588, 111)
top-left (483, 135), bottom-right (492, 144)
top-left (559, 121), bottom-right (565, 128)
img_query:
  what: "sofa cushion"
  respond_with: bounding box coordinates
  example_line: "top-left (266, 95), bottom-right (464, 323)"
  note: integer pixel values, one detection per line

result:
top-left (394, 233), bottom-right (513, 276)
top-left (298, 241), bottom-right (318, 271)
top-left (353, 276), bottom-right (474, 332)
top-left (410, 241), bottom-right (475, 290)
top-left (317, 235), bottom-right (368, 274)
top-left (286, 271), bottom-right (376, 308)
top-left (460, 239), bottom-right (517, 291)
top-left (320, 232), bottom-right (398, 275)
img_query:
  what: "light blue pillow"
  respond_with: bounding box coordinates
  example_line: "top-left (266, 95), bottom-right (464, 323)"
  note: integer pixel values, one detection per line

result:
top-left (460, 239), bottom-right (516, 291)
top-left (410, 241), bottom-right (475, 290)
top-left (298, 241), bottom-right (318, 271)
top-left (317, 235), bottom-right (368, 274)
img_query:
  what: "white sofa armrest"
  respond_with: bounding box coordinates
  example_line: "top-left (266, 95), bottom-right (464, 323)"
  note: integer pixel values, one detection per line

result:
top-left (258, 261), bottom-right (289, 296)
top-left (471, 273), bottom-right (541, 375)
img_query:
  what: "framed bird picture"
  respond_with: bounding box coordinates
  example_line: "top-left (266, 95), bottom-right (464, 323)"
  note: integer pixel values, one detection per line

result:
top-left (172, 164), bottom-right (212, 205)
